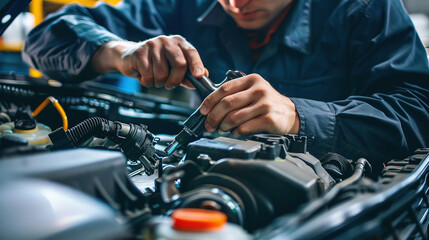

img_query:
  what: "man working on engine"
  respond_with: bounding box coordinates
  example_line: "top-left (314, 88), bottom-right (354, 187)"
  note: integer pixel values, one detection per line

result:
top-left (23, 0), bottom-right (429, 174)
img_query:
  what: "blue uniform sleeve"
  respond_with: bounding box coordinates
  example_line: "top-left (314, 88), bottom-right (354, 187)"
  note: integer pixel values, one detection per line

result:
top-left (291, 0), bottom-right (429, 173)
top-left (22, 0), bottom-right (183, 81)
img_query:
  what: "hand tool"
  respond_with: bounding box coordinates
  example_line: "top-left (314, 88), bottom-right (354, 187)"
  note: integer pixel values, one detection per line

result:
top-left (164, 70), bottom-right (246, 155)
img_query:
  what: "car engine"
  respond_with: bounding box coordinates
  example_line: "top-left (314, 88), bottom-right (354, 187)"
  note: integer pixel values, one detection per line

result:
top-left (0, 72), bottom-right (428, 240)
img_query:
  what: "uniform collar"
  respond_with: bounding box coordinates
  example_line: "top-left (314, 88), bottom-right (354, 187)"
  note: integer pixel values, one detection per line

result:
top-left (197, 0), bottom-right (312, 54)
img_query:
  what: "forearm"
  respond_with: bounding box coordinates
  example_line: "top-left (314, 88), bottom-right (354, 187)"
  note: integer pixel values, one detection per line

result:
top-left (23, 0), bottom-right (178, 81)
top-left (22, 4), bottom-right (122, 81)
top-left (291, 87), bottom-right (429, 174)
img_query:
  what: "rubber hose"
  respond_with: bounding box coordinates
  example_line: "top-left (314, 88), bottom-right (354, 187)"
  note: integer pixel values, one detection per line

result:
top-left (66, 117), bottom-right (115, 146)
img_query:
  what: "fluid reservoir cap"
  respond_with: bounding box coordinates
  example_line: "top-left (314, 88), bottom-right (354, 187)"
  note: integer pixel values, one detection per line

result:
top-left (14, 109), bottom-right (36, 130)
top-left (14, 118), bottom-right (37, 130)
top-left (171, 208), bottom-right (227, 232)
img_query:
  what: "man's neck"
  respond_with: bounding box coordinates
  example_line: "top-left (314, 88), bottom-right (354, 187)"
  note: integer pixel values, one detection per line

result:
top-left (243, 1), bottom-right (294, 62)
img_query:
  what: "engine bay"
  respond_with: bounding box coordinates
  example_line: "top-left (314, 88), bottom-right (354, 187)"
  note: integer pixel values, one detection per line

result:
top-left (1, 73), bottom-right (429, 240)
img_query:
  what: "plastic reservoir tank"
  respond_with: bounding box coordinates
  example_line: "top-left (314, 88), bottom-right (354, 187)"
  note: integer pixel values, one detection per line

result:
top-left (0, 122), bottom-right (51, 146)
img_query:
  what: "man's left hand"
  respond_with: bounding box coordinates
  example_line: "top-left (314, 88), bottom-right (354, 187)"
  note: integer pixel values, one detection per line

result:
top-left (200, 74), bottom-right (300, 136)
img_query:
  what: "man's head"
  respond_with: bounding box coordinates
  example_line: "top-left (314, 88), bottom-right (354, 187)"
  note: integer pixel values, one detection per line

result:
top-left (218, 0), bottom-right (293, 30)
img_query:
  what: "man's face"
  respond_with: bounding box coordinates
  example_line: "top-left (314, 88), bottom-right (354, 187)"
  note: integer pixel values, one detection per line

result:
top-left (218, 0), bottom-right (293, 30)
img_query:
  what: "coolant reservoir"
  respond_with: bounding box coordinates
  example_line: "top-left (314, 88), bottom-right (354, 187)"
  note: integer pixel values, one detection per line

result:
top-left (152, 208), bottom-right (251, 240)
top-left (0, 122), bottom-right (51, 146)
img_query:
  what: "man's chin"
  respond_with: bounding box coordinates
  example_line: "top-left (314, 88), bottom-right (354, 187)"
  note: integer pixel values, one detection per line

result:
top-left (236, 20), bottom-right (267, 30)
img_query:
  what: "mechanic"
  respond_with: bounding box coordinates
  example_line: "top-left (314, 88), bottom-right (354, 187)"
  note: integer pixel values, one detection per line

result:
top-left (22, 0), bottom-right (429, 174)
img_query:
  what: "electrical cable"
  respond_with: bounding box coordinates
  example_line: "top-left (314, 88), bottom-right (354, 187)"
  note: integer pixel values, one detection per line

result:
top-left (32, 96), bottom-right (68, 130)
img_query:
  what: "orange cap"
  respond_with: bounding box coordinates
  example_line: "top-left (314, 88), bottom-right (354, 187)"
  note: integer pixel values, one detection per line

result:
top-left (171, 208), bottom-right (227, 232)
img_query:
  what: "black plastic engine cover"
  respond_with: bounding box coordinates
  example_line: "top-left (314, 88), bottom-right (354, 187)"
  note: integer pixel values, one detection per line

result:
top-left (208, 158), bottom-right (329, 214)
top-left (186, 137), bottom-right (263, 161)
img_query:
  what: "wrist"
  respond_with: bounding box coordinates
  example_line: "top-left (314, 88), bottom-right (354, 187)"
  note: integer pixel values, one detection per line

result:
top-left (290, 109), bottom-right (300, 134)
top-left (91, 40), bottom-right (134, 74)
top-left (285, 97), bottom-right (300, 135)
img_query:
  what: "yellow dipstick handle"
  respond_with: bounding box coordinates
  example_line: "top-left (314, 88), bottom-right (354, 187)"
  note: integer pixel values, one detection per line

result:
top-left (32, 96), bottom-right (68, 131)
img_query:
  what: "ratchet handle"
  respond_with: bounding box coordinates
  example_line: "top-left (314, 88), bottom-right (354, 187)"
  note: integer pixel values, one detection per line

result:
top-left (185, 71), bottom-right (216, 99)
top-left (185, 70), bottom-right (246, 99)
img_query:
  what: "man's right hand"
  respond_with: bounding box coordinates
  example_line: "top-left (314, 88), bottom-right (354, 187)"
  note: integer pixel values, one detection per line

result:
top-left (91, 35), bottom-right (205, 89)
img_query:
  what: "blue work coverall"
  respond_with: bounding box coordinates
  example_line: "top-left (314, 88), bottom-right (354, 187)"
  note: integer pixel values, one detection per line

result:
top-left (22, 0), bottom-right (429, 174)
